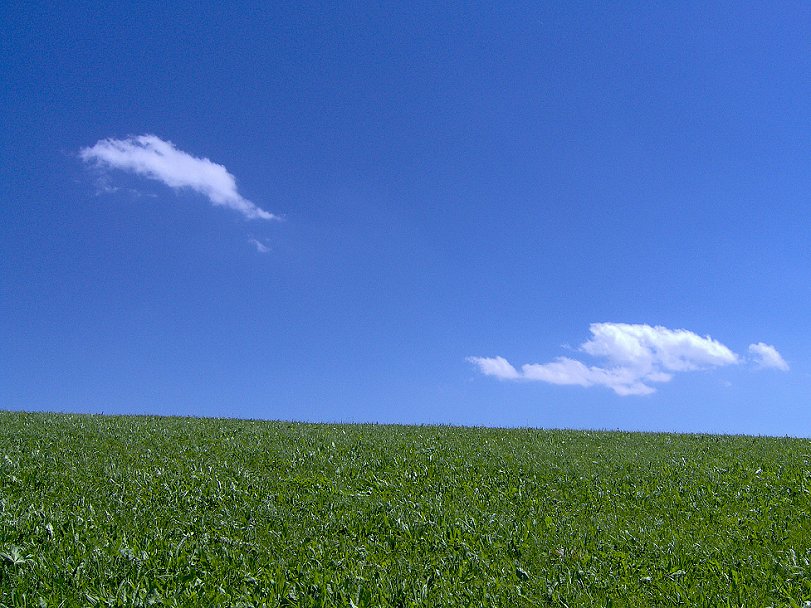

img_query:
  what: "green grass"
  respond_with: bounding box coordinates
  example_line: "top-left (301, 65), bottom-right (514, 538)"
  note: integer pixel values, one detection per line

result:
top-left (0, 411), bottom-right (810, 606)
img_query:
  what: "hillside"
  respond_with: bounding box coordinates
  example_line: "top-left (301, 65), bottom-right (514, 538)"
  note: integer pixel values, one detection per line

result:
top-left (1, 411), bottom-right (809, 606)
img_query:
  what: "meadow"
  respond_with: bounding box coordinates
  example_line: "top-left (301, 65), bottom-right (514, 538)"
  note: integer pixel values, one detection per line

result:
top-left (0, 411), bottom-right (809, 606)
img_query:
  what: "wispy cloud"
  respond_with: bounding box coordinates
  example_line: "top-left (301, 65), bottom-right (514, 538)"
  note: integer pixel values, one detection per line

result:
top-left (748, 342), bottom-right (789, 371)
top-left (248, 237), bottom-right (270, 253)
top-left (469, 323), bottom-right (786, 396)
top-left (80, 134), bottom-right (277, 220)
top-left (468, 355), bottom-right (521, 380)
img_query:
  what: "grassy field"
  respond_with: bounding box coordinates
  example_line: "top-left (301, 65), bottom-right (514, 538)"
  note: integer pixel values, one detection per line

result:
top-left (0, 411), bottom-right (809, 606)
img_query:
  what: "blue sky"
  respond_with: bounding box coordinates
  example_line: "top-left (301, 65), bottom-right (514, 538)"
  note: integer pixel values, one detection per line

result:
top-left (2, 2), bottom-right (810, 435)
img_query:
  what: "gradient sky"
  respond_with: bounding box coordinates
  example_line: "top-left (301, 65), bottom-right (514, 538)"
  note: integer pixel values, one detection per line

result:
top-left (2, 2), bottom-right (810, 435)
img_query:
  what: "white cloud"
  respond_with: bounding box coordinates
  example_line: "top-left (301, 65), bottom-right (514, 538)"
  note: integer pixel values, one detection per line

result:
top-left (466, 356), bottom-right (520, 380)
top-left (80, 134), bottom-right (277, 220)
top-left (521, 356), bottom-right (659, 396)
top-left (748, 342), bottom-right (789, 371)
top-left (249, 237), bottom-right (270, 253)
top-left (469, 323), bottom-right (771, 396)
top-left (581, 323), bottom-right (738, 371)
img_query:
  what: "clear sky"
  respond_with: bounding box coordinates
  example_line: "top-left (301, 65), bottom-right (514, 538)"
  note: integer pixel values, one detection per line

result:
top-left (2, 3), bottom-right (810, 436)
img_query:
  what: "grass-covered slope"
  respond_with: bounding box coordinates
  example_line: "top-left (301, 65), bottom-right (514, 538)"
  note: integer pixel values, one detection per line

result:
top-left (0, 411), bottom-right (809, 606)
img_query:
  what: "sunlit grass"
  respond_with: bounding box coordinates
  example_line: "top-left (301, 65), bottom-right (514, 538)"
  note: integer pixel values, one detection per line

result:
top-left (1, 411), bottom-right (810, 606)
